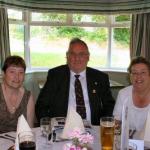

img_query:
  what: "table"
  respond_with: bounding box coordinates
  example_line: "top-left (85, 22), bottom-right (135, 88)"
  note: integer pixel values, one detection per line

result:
top-left (0, 126), bottom-right (146, 150)
top-left (36, 126), bottom-right (100, 150)
top-left (0, 126), bottom-right (100, 150)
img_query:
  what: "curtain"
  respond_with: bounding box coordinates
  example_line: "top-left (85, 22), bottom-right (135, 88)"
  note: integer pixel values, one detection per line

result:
top-left (130, 13), bottom-right (150, 60)
top-left (0, 7), bottom-right (10, 70)
top-left (0, 0), bottom-right (150, 14)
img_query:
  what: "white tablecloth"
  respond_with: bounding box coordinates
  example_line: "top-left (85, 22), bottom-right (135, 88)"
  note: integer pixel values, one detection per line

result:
top-left (0, 126), bottom-right (100, 150)
top-left (36, 126), bottom-right (100, 150)
top-left (0, 126), bottom-right (146, 150)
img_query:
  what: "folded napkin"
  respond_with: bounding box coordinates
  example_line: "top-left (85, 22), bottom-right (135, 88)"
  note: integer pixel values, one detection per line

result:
top-left (61, 107), bottom-right (85, 139)
top-left (144, 109), bottom-right (150, 143)
top-left (15, 114), bottom-right (32, 150)
top-left (120, 99), bottom-right (129, 150)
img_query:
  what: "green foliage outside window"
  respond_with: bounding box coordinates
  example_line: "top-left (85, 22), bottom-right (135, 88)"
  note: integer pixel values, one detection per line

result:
top-left (115, 15), bottom-right (131, 22)
top-left (73, 14), bottom-right (106, 23)
top-left (10, 12), bottom-right (130, 46)
top-left (56, 27), bottom-right (86, 38)
top-left (114, 28), bottom-right (130, 46)
top-left (9, 10), bottom-right (130, 68)
top-left (32, 12), bottom-right (66, 22)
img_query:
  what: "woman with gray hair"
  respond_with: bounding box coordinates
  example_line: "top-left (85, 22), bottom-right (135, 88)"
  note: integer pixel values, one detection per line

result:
top-left (113, 56), bottom-right (150, 138)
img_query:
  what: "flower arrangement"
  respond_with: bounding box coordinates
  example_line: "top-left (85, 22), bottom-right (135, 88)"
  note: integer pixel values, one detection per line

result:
top-left (64, 128), bottom-right (94, 150)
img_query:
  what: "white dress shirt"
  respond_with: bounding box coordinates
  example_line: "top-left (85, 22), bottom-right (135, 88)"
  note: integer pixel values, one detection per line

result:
top-left (68, 70), bottom-right (91, 122)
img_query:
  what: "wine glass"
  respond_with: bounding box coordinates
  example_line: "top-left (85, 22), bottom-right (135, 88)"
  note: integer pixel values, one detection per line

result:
top-left (18, 131), bottom-right (36, 150)
top-left (40, 117), bottom-right (52, 144)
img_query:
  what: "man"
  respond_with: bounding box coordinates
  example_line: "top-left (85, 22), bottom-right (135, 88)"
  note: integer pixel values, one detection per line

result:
top-left (35, 38), bottom-right (115, 125)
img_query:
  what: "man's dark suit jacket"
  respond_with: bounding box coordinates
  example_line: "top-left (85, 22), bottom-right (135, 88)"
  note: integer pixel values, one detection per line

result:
top-left (35, 65), bottom-right (115, 125)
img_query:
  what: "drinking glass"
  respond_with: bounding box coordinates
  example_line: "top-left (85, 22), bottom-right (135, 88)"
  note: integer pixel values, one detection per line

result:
top-left (18, 131), bottom-right (36, 150)
top-left (100, 117), bottom-right (115, 150)
top-left (40, 117), bottom-right (52, 144)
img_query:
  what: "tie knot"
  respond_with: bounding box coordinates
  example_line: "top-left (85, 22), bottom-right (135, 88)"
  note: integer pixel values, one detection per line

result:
top-left (75, 74), bottom-right (80, 79)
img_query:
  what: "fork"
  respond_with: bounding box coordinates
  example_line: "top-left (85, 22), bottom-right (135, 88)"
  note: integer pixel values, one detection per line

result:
top-left (4, 134), bottom-right (15, 139)
top-left (129, 129), bottom-right (136, 139)
top-left (0, 135), bottom-right (15, 142)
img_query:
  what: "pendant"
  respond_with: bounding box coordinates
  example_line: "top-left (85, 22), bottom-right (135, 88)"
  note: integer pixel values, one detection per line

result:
top-left (10, 106), bottom-right (16, 114)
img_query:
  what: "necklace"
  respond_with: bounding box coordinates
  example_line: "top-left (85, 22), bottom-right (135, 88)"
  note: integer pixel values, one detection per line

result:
top-left (10, 106), bottom-right (16, 114)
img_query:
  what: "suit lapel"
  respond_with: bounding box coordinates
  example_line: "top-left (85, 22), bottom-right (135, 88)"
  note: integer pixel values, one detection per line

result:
top-left (86, 68), bottom-right (102, 124)
top-left (86, 68), bottom-right (98, 104)
top-left (62, 65), bottom-right (70, 110)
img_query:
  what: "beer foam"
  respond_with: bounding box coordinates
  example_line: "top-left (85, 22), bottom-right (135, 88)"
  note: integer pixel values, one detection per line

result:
top-left (101, 121), bottom-right (115, 127)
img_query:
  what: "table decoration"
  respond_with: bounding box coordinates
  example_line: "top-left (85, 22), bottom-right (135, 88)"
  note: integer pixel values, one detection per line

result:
top-left (63, 128), bottom-right (94, 150)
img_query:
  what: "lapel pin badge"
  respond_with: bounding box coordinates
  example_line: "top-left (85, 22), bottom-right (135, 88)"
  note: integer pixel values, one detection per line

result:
top-left (94, 82), bottom-right (97, 85)
top-left (92, 89), bottom-right (96, 93)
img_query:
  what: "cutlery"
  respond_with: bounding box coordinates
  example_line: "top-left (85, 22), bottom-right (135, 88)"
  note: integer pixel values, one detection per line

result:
top-left (0, 135), bottom-right (15, 142)
top-left (54, 139), bottom-right (70, 142)
top-left (54, 125), bottom-right (64, 129)
top-left (51, 127), bottom-right (91, 142)
top-left (52, 129), bottom-right (71, 142)
top-left (129, 129), bottom-right (136, 139)
top-left (4, 134), bottom-right (15, 139)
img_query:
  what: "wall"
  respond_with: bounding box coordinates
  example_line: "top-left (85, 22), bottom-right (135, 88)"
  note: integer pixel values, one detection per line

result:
top-left (106, 71), bottom-right (130, 86)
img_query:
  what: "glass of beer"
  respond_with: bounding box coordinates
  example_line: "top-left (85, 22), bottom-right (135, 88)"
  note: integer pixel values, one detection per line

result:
top-left (100, 117), bottom-right (115, 150)
top-left (18, 131), bottom-right (36, 150)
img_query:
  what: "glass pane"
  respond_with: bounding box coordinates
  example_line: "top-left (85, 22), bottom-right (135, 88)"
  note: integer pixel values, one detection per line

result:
top-left (87, 27), bottom-right (108, 68)
top-left (30, 26), bottom-right (108, 68)
top-left (73, 14), bottom-right (106, 23)
top-left (115, 15), bottom-right (131, 22)
top-left (9, 24), bottom-right (24, 58)
top-left (111, 28), bottom-right (130, 68)
top-left (8, 9), bottom-right (22, 20)
top-left (32, 12), bottom-right (66, 22)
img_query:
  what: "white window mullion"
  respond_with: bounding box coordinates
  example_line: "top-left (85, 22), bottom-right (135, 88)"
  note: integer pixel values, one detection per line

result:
top-left (24, 10), bottom-right (31, 70)
top-left (107, 15), bottom-right (112, 69)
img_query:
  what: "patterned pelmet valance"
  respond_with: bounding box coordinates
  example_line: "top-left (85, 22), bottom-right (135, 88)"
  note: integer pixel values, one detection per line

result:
top-left (0, 0), bottom-right (150, 14)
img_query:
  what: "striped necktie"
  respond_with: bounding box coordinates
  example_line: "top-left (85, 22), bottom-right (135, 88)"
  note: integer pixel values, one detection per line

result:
top-left (74, 74), bottom-right (86, 119)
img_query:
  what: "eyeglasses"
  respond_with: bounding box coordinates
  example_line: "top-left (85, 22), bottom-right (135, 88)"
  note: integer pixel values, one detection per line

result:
top-left (68, 52), bottom-right (89, 58)
top-left (131, 71), bottom-right (149, 77)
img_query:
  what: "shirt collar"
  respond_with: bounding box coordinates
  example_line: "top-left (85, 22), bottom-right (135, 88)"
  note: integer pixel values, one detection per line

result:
top-left (70, 70), bottom-right (86, 78)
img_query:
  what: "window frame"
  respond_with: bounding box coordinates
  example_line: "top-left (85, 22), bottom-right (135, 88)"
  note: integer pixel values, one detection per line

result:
top-left (8, 9), bottom-right (131, 71)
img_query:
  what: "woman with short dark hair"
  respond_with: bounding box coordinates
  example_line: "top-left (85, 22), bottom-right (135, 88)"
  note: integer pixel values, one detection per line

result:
top-left (0, 55), bottom-right (35, 133)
